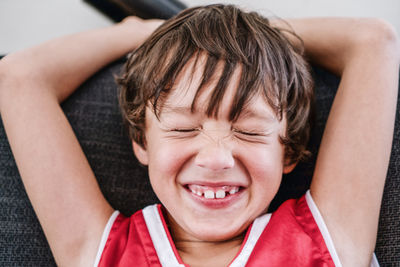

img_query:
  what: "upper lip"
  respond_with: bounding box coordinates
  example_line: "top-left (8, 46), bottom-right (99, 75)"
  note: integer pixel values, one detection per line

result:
top-left (182, 181), bottom-right (248, 188)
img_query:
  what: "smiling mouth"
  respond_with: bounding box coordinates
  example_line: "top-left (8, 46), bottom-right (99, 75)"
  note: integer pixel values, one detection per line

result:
top-left (185, 184), bottom-right (242, 199)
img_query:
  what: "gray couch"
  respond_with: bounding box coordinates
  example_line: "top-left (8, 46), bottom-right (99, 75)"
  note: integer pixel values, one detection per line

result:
top-left (0, 59), bottom-right (399, 266)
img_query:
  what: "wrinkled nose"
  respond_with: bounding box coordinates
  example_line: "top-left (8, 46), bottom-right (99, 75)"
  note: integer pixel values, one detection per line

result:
top-left (194, 143), bottom-right (234, 171)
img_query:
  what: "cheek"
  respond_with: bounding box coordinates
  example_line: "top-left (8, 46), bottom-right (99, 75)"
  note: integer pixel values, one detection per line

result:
top-left (249, 159), bottom-right (283, 188)
top-left (238, 143), bottom-right (285, 185)
top-left (147, 140), bottom-right (192, 181)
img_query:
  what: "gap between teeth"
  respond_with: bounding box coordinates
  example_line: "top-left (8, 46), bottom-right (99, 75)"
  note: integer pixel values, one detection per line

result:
top-left (190, 187), bottom-right (239, 199)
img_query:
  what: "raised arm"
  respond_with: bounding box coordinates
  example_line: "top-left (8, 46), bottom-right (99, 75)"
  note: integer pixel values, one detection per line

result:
top-left (281, 18), bottom-right (400, 265)
top-left (0, 17), bottom-right (162, 267)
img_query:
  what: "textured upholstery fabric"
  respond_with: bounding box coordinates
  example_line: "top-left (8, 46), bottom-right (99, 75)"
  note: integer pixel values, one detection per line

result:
top-left (0, 60), bottom-right (399, 266)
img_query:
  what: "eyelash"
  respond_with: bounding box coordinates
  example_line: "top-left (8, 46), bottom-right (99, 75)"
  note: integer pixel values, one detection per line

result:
top-left (232, 129), bottom-right (271, 145)
top-left (171, 128), bottom-right (266, 139)
top-left (233, 129), bottom-right (263, 136)
top-left (171, 128), bottom-right (200, 133)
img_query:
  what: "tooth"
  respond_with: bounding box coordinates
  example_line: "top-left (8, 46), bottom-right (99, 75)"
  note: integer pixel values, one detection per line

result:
top-left (229, 187), bottom-right (239, 195)
top-left (216, 190), bottom-right (226, 199)
top-left (204, 190), bottom-right (215, 199)
top-left (196, 191), bottom-right (202, 196)
top-left (190, 188), bottom-right (196, 194)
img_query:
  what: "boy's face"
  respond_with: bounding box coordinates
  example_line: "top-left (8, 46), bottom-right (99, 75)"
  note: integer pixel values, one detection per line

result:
top-left (133, 57), bottom-right (294, 242)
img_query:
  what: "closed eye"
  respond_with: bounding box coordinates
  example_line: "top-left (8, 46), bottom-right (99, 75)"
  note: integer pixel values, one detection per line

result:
top-left (233, 129), bottom-right (266, 136)
top-left (234, 130), bottom-right (262, 136)
top-left (168, 128), bottom-right (200, 139)
top-left (171, 128), bottom-right (199, 133)
top-left (165, 128), bottom-right (201, 139)
top-left (233, 128), bottom-right (271, 143)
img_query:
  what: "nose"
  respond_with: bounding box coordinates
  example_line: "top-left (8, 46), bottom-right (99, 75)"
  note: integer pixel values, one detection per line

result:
top-left (194, 142), bottom-right (235, 171)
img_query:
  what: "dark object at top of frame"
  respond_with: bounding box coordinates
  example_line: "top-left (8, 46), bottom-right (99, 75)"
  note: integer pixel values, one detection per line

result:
top-left (84, 0), bottom-right (187, 22)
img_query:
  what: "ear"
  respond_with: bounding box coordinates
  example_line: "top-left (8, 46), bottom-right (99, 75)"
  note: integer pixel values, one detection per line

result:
top-left (132, 141), bottom-right (149, 166)
top-left (283, 161), bottom-right (297, 174)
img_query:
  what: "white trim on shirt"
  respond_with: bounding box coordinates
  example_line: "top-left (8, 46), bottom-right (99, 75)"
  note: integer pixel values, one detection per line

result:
top-left (305, 190), bottom-right (380, 267)
top-left (229, 213), bottom-right (272, 266)
top-left (141, 204), bottom-right (272, 267)
top-left (142, 205), bottom-right (185, 267)
top-left (94, 210), bottom-right (120, 267)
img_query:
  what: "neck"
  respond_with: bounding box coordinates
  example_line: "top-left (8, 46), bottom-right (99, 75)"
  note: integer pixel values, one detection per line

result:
top-left (176, 237), bottom-right (245, 267)
top-left (166, 214), bottom-right (246, 267)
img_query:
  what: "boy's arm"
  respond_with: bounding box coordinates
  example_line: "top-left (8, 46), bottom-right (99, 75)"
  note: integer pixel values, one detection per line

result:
top-left (0, 17), bottom-right (162, 267)
top-left (283, 18), bottom-right (399, 265)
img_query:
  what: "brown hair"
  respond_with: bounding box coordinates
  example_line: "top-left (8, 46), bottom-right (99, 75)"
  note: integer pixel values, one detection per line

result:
top-left (118, 4), bottom-right (313, 166)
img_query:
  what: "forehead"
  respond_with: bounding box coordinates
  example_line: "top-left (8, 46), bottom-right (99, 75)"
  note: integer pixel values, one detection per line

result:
top-left (158, 53), bottom-right (277, 122)
top-left (165, 55), bottom-right (233, 110)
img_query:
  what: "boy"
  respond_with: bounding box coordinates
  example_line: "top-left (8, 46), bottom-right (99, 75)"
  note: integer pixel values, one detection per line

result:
top-left (0, 4), bottom-right (399, 267)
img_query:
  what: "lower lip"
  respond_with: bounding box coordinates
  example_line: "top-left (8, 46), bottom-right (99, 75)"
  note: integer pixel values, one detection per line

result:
top-left (184, 187), bottom-right (244, 209)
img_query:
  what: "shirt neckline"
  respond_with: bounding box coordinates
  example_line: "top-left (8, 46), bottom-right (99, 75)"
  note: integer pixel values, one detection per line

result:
top-left (142, 204), bottom-right (272, 267)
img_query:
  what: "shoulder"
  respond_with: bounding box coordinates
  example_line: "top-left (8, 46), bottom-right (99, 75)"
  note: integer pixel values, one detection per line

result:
top-left (246, 192), bottom-right (338, 266)
top-left (95, 206), bottom-right (160, 267)
top-left (251, 192), bottom-right (379, 267)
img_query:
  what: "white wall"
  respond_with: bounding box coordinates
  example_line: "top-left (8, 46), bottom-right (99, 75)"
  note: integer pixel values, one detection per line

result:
top-left (0, 0), bottom-right (113, 54)
top-left (188, 0), bottom-right (400, 28)
top-left (1, 0), bottom-right (399, 54)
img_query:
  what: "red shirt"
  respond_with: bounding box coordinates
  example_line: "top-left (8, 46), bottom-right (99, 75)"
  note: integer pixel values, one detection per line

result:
top-left (95, 191), bottom-right (378, 267)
